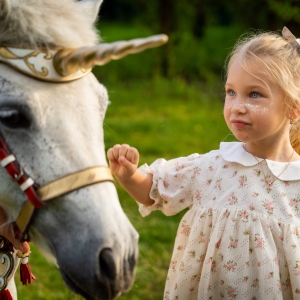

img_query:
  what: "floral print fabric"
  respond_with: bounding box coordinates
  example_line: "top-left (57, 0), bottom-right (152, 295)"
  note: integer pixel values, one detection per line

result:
top-left (138, 142), bottom-right (300, 299)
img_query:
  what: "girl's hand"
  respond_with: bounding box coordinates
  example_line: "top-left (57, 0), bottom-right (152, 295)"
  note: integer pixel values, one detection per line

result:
top-left (107, 144), bottom-right (140, 179)
top-left (107, 144), bottom-right (154, 207)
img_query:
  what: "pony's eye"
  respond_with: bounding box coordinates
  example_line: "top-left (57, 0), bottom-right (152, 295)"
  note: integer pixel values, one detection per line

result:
top-left (0, 108), bottom-right (31, 129)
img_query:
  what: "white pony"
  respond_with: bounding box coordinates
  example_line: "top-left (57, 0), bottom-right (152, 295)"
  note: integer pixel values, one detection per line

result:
top-left (0, 0), bottom-right (167, 299)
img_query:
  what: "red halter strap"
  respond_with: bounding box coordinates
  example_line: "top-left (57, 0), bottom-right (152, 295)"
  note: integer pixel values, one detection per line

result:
top-left (0, 137), bottom-right (44, 209)
top-left (0, 135), bottom-right (44, 240)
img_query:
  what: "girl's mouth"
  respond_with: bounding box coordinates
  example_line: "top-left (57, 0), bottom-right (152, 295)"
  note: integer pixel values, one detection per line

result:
top-left (231, 120), bottom-right (249, 128)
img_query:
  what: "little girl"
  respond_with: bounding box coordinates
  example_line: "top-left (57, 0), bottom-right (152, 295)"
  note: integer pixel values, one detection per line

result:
top-left (107, 27), bottom-right (300, 299)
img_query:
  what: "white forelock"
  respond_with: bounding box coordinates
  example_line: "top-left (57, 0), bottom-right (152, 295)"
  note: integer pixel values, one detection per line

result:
top-left (0, 0), bottom-right (100, 48)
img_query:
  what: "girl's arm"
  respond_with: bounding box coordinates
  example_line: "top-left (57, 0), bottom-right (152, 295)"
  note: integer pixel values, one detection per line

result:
top-left (107, 144), bottom-right (154, 207)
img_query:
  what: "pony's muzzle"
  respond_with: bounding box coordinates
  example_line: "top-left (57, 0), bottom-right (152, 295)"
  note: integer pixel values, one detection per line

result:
top-left (98, 246), bottom-right (138, 299)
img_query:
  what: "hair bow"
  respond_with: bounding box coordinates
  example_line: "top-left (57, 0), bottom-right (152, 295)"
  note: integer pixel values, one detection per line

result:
top-left (282, 26), bottom-right (300, 50)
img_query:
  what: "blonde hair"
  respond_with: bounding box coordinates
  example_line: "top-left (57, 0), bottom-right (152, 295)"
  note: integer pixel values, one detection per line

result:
top-left (226, 31), bottom-right (300, 154)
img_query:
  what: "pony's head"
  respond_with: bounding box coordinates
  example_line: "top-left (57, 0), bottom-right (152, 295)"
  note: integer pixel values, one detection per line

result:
top-left (0, 0), bottom-right (167, 298)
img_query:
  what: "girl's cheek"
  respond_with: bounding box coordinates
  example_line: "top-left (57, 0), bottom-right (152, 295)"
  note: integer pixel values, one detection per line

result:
top-left (242, 102), bottom-right (273, 115)
top-left (225, 98), bottom-right (273, 115)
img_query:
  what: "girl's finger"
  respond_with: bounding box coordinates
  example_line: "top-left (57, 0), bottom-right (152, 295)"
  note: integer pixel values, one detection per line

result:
top-left (107, 148), bottom-right (115, 162)
top-left (118, 156), bottom-right (136, 175)
top-left (119, 144), bottom-right (130, 158)
top-left (112, 144), bottom-right (121, 160)
top-left (126, 147), bottom-right (139, 164)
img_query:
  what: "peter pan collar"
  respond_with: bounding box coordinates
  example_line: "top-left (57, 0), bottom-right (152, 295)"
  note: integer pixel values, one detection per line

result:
top-left (219, 142), bottom-right (300, 181)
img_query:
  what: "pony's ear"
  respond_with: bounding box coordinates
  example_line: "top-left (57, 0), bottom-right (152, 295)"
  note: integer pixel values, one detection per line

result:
top-left (0, 0), bottom-right (10, 21)
top-left (78, 0), bottom-right (103, 24)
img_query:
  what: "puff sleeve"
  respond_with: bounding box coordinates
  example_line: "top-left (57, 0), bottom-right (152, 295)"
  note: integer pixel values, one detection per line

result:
top-left (138, 154), bottom-right (201, 217)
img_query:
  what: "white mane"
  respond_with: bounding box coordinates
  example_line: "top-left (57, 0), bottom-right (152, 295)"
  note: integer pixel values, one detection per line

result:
top-left (0, 0), bottom-right (100, 48)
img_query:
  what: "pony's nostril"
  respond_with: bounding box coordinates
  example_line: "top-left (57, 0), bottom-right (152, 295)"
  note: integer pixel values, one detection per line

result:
top-left (99, 248), bottom-right (117, 281)
top-left (128, 252), bottom-right (136, 274)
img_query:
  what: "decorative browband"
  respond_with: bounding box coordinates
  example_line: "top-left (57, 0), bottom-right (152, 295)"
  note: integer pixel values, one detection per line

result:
top-left (0, 34), bottom-right (168, 83)
top-left (0, 45), bottom-right (91, 83)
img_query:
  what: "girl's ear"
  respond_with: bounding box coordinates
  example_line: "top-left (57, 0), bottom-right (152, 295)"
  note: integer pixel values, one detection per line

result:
top-left (287, 102), bottom-right (300, 121)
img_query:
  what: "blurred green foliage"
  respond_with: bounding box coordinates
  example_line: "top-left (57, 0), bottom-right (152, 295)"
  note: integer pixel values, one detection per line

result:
top-left (98, 0), bottom-right (300, 82)
top-left (95, 23), bottom-right (244, 83)
top-left (100, 0), bottom-right (300, 32)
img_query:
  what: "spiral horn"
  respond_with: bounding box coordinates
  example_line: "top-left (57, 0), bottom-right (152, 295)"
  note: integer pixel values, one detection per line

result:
top-left (53, 34), bottom-right (168, 76)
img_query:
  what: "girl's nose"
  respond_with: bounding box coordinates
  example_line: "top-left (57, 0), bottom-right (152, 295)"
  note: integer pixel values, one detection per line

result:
top-left (230, 99), bottom-right (247, 114)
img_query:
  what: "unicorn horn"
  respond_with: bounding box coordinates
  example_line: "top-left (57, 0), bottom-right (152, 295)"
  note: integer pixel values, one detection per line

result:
top-left (53, 34), bottom-right (168, 76)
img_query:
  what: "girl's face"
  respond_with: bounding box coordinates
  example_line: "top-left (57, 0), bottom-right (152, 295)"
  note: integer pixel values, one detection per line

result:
top-left (224, 59), bottom-right (289, 146)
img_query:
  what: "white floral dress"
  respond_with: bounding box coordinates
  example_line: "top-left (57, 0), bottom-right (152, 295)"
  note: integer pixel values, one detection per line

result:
top-left (138, 142), bottom-right (300, 300)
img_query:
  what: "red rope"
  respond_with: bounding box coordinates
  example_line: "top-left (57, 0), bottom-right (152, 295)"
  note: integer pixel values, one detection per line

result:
top-left (20, 261), bottom-right (36, 285)
top-left (0, 289), bottom-right (13, 300)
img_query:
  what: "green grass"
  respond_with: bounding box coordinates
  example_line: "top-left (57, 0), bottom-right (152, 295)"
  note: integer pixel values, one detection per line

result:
top-left (15, 77), bottom-right (234, 299)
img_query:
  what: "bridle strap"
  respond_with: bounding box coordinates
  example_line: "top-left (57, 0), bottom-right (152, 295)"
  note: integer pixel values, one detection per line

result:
top-left (38, 166), bottom-right (114, 201)
top-left (16, 166), bottom-right (114, 234)
top-left (0, 133), bottom-right (115, 240)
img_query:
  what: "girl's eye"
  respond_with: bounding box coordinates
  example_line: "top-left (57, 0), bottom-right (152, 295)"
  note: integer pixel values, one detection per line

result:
top-left (250, 92), bottom-right (260, 99)
top-left (227, 90), bottom-right (235, 96)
